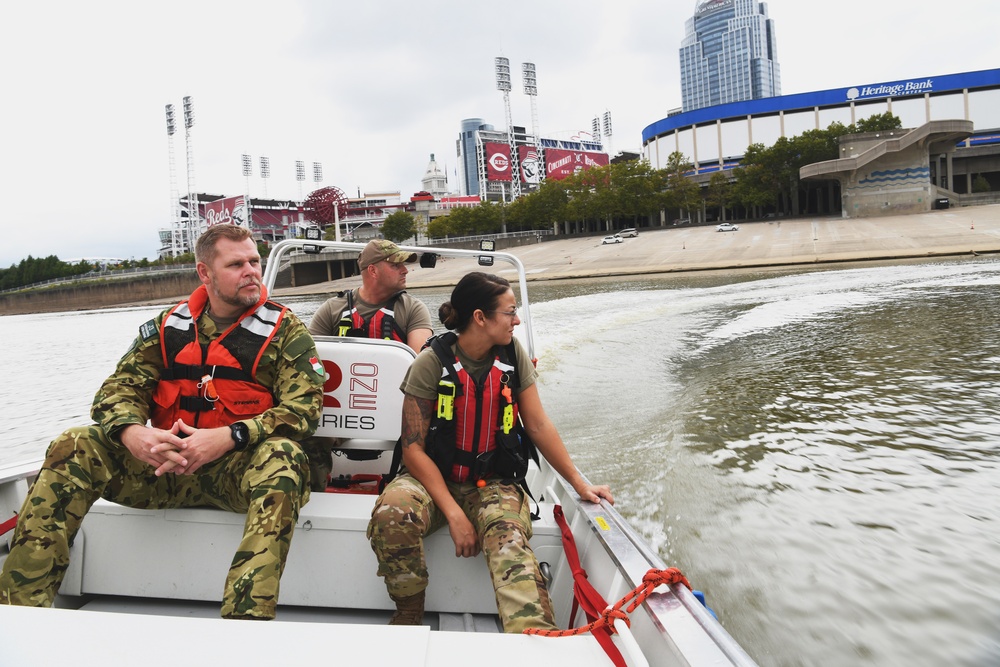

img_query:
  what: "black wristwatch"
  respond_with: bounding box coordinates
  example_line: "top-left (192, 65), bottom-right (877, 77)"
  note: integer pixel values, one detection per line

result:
top-left (230, 422), bottom-right (251, 451)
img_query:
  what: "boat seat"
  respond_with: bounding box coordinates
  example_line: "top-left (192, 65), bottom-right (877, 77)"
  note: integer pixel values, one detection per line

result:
top-left (61, 336), bottom-right (566, 615)
top-left (72, 493), bottom-right (563, 615)
top-left (312, 335), bottom-right (414, 450)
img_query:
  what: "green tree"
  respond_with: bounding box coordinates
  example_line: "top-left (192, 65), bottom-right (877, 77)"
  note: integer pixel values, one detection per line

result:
top-left (732, 143), bottom-right (778, 216)
top-left (853, 112), bottom-right (903, 133)
top-left (443, 206), bottom-right (475, 236)
top-left (562, 168), bottom-right (600, 230)
top-left (528, 178), bottom-right (569, 230)
top-left (705, 171), bottom-right (732, 221)
top-left (0, 254), bottom-right (94, 291)
top-left (662, 151), bottom-right (700, 221)
top-left (973, 174), bottom-right (991, 193)
top-left (381, 210), bottom-right (417, 242)
top-left (427, 214), bottom-right (453, 239)
top-left (504, 179), bottom-right (567, 232)
top-left (614, 159), bottom-right (668, 226)
top-left (469, 202), bottom-right (503, 235)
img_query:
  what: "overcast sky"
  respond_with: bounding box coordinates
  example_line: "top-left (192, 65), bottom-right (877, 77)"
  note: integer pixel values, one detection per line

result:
top-left (2, 0), bottom-right (998, 266)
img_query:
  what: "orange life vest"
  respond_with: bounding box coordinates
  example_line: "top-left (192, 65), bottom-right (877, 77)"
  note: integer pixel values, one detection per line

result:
top-left (151, 285), bottom-right (286, 429)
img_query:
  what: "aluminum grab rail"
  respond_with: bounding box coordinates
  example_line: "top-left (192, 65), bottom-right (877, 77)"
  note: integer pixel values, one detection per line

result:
top-left (262, 239), bottom-right (536, 360)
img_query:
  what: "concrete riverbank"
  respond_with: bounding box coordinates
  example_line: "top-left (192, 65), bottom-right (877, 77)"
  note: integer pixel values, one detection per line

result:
top-left (279, 204), bottom-right (1000, 298)
top-left (3, 205), bottom-right (999, 314)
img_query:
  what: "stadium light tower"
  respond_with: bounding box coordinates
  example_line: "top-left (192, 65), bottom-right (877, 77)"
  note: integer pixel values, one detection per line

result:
top-left (182, 96), bottom-right (199, 245)
top-left (522, 62), bottom-right (543, 185)
top-left (495, 56), bottom-right (521, 200)
top-left (296, 160), bottom-right (305, 201)
top-left (602, 110), bottom-right (614, 156)
top-left (164, 104), bottom-right (182, 256)
top-left (260, 156), bottom-right (270, 198)
top-left (242, 154), bottom-right (253, 228)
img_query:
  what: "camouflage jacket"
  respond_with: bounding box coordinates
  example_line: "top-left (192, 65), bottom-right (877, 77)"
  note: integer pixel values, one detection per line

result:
top-left (92, 299), bottom-right (325, 447)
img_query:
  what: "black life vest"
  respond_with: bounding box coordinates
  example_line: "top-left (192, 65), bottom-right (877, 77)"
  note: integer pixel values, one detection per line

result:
top-left (336, 290), bottom-right (406, 343)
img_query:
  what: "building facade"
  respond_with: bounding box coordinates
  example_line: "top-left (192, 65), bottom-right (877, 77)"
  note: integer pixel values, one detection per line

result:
top-left (457, 120), bottom-right (609, 203)
top-left (643, 68), bottom-right (1000, 183)
top-left (457, 118), bottom-right (494, 196)
top-left (679, 0), bottom-right (780, 113)
top-left (420, 153), bottom-right (449, 199)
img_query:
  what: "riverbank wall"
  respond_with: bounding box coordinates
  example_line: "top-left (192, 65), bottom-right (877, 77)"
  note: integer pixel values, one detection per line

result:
top-left (0, 273), bottom-right (202, 316)
top-left (4, 206), bottom-right (1000, 315)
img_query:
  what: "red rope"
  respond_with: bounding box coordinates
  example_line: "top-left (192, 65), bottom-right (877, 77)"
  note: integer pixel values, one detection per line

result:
top-left (0, 513), bottom-right (17, 537)
top-left (525, 567), bottom-right (691, 638)
top-left (524, 505), bottom-right (693, 667)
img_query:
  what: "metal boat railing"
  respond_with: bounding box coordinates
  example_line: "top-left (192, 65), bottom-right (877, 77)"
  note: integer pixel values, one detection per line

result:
top-left (263, 239), bottom-right (537, 360)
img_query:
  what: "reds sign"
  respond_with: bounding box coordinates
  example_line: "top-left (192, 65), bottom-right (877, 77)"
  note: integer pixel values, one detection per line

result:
top-left (204, 195), bottom-right (248, 227)
top-left (544, 149), bottom-right (610, 181)
top-left (485, 142), bottom-right (512, 182)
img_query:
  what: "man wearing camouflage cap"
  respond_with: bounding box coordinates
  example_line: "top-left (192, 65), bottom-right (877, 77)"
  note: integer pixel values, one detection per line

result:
top-left (309, 239), bottom-right (432, 352)
top-left (305, 239), bottom-right (432, 491)
top-left (0, 224), bottom-right (324, 620)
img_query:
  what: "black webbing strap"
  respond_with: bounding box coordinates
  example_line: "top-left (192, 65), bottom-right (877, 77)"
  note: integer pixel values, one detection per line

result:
top-left (179, 395), bottom-right (215, 412)
top-left (160, 364), bottom-right (251, 382)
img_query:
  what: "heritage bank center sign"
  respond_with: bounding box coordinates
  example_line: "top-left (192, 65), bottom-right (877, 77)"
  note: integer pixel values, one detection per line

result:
top-left (846, 77), bottom-right (935, 102)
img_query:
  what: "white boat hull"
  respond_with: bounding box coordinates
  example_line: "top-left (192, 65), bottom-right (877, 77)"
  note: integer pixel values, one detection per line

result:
top-left (0, 241), bottom-right (758, 666)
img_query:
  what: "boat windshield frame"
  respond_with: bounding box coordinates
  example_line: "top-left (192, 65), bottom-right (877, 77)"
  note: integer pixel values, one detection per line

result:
top-left (262, 239), bottom-right (536, 360)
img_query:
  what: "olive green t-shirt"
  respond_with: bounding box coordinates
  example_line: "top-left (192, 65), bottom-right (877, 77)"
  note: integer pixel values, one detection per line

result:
top-left (401, 336), bottom-right (537, 400)
top-left (308, 289), bottom-right (431, 338)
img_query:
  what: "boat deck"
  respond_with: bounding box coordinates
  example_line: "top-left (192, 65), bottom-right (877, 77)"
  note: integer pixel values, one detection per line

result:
top-left (1, 604), bottom-right (611, 667)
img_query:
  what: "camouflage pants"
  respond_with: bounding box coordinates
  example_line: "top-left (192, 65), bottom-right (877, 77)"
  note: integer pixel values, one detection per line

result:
top-left (301, 435), bottom-right (339, 492)
top-left (0, 424), bottom-right (310, 620)
top-left (367, 473), bottom-right (556, 633)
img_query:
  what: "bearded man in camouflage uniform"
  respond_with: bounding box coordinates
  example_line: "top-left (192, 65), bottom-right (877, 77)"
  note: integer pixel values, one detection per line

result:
top-left (0, 224), bottom-right (324, 620)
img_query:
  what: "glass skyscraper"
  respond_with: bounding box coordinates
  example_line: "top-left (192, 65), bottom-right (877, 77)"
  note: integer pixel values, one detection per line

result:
top-left (679, 0), bottom-right (780, 112)
top-left (456, 118), bottom-right (494, 196)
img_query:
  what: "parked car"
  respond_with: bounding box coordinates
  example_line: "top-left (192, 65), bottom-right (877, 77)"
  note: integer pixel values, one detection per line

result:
top-left (601, 234), bottom-right (623, 244)
top-left (619, 228), bottom-right (638, 238)
top-left (716, 223), bottom-right (739, 232)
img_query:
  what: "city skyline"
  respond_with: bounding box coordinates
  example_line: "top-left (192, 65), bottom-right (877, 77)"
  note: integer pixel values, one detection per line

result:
top-left (2, 0), bottom-right (999, 266)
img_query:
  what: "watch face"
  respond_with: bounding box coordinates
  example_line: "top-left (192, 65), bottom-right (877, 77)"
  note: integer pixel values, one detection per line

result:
top-left (232, 423), bottom-right (249, 448)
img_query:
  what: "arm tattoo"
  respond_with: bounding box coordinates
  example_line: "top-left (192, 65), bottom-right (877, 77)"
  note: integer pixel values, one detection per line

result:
top-left (401, 395), bottom-right (434, 451)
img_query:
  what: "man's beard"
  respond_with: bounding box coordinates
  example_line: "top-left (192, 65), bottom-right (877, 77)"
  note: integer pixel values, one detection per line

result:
top-left (212, 276), bottom-right (262, 309)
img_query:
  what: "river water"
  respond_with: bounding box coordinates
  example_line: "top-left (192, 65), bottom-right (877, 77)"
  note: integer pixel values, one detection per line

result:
top-left (2, 258), bottom-right (999, 666)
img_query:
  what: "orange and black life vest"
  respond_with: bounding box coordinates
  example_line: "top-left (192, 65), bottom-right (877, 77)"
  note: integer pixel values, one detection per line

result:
top-left (336, 290), bottom-right (406, 343)
top-left (423, 332), bottom-right (537, 484)
top-left (151, 284), bottom-right (286, 429)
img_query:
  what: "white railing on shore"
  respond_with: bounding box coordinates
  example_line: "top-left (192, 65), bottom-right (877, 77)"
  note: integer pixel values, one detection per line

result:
top-left (427, 228), bottom-right (553, 246)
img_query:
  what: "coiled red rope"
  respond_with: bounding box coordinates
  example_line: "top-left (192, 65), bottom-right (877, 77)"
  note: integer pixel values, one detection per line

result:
top-left (524, 567), bottom-right (691, 639)
top-left (523, 505), bottom-right (692, 667)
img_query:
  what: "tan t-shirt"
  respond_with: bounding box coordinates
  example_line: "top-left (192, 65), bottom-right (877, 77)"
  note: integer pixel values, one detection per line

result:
top-left (401, 335), bottom-right (537, 400)
top-left (308, 289), bottom-right (431, 338)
